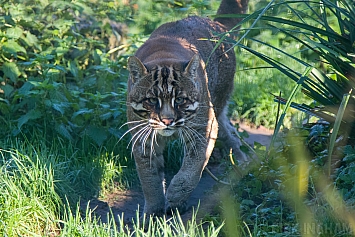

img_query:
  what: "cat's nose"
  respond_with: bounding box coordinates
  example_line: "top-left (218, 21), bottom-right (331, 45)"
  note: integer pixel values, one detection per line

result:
top-left (161, 118), bottom-right (174, 126)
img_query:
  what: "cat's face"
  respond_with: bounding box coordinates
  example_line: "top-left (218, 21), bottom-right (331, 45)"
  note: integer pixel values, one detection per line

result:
top-left (127, 55), bottom-right (201, 137)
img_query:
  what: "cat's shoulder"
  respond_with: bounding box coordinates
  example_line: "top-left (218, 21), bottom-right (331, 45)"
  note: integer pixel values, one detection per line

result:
top-left (149, 16), bottom-right (225, 39)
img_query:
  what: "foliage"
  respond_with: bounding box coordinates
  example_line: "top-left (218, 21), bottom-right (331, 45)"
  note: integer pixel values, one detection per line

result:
top-left (0, 0), bottom-right (129, 145)
top-left (231, 3), bottom-right (312, 128)
top-left (60, 206), bottom-right (223, 237)
top-left (127, 0), bottom-right (219, 35)
top-left (0, 148), bottom-right (60, 235)
top-left (221, 0), bottom-right (355, 232)
top-left (335, 145), bottom-right (355, 206)
top-left (2, 0), bottom-right (355, 236)
top-left (211, 126), bottom-right (355, 236)
top-left (0, 0), bottom-right (227, 235)
top-left (237, 0), bottom-right (355, 131)
top-left (232, 44), bottom-right (310, 128)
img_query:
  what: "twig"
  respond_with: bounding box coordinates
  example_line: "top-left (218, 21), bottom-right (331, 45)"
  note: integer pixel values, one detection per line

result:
top-left (204, 167), bottom-right (231, 185)
top-left (233, 129), bottom-right (259, 159)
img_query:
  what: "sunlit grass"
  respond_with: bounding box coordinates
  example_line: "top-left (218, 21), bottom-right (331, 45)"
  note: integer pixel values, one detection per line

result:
top-left (0, 148), bottom-right (61, 236)
top-left (232, 35), bottom-right (312, 128)
top-left (0, 137), bottom-right (223, 236)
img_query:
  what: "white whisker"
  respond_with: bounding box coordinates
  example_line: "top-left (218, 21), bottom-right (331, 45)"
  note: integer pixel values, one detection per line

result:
top-left (119, 119), bottom-right (147, 129)
top-left (150, 130), bottom-right (157, 168)
top-left (178, 130), bottom-right (187, 157)
top-left (119, 121), bottom-right (149, 143)
top-left (141, 127), bottom-right (152, 156)
top-left (180, 127), bottom-right (198, 158)
top-left (184, 126), bottom-right (207, 144)
top-left (130, 125), bottom-right (150, 151)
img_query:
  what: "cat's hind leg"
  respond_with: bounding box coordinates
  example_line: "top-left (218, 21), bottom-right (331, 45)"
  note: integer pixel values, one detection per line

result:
top-left (217, 112), bottom-right (249, 163)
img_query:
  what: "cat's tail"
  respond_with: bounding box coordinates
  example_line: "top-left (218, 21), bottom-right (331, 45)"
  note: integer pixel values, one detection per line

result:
top-left (214, 0), bottom-right (249, 30)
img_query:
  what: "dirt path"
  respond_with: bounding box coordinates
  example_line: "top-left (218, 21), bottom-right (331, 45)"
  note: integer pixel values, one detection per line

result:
top-left (85, 124), bottom-right (274, 225)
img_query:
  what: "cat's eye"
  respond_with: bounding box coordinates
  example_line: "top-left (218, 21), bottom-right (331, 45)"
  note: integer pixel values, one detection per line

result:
top-left (175, 97), bottom-right (185, 105)
top-left (147, 97), bottom-right (158, 105)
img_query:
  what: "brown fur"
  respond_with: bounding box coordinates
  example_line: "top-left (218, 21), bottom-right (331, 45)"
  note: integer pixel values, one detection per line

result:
top-left (126, 0), bottom-right (249, 216)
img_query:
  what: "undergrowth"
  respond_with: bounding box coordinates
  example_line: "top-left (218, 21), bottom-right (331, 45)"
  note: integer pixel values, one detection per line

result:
top-left (0, 137), bottom-right (222, 236)
top-left (1, 0), bottom-right (355, 236)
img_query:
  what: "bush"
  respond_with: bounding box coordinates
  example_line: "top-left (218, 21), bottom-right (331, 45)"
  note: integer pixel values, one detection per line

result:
top-left (0, 1), bottom-right (129, 145)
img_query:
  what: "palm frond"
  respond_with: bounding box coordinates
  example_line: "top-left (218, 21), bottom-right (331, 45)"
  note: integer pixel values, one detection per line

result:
top-left (234, 0), bottom-right (355, 136)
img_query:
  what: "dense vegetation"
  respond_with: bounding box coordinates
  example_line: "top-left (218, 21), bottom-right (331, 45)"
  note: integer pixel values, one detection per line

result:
top-left (1, 0), bottom-right (355, 236)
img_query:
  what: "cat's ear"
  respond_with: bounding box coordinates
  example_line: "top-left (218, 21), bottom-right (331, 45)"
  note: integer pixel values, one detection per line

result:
top-left (184, 54), bottom-right (200, 78)
top-left (128, 56), bottom-right (148, 83)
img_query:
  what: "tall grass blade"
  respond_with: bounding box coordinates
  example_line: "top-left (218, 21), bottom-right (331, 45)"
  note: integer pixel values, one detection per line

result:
top-left (207, 0), bottom-right (276, 65)
top-left (327, 89), bottom-right (352, 176)
top-left (269, 66), bottom-right (313, 155)
top-left (255, 15), bottom-right (349, 45)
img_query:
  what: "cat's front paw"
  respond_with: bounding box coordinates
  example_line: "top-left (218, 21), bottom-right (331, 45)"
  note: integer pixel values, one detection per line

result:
top-left (166, 201), bottom-right (188, 215)
top-left (143, 205), bottom-right (166, 217)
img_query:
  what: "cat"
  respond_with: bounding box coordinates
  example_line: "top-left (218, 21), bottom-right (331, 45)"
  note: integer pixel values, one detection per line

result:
top-left (125, 0), bottom-right (249, 216)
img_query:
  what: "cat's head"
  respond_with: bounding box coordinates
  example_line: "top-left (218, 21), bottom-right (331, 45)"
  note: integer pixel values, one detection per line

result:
top-left (127, 55), bottom-right (202, 136)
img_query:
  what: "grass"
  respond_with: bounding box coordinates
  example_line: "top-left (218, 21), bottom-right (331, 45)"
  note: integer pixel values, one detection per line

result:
top-left (231, 30), bottom-right (313, 128)
top-left (0, 149), bottom-right (60, 235)
top-left (0, 136), bottom-right (117, 234)
top-left (0, 135), bottom-right (224, 236)
top-left (58, 205), bottom-right (223, 236)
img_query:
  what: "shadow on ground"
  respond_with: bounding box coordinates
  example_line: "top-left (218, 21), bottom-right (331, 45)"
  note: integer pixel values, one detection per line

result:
top-left (82, 124), bottom-right (274, 226)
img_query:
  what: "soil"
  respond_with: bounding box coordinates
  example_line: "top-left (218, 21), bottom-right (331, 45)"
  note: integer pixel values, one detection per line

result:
top-left (83, 123), bottom-right (274, 226)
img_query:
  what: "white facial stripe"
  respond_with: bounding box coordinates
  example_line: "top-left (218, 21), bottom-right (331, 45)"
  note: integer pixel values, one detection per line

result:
top-left (186, 102), bottom-right (199, 111)
top-left (175, 118), bottom-right (184, 124)
top-left (148, 119), bottom-right (159, 125)
top-left (131, 102), bottom-right (147, 111)
top-left (168, 83), bottom-right (173, 93)
top-left (171, 97), bottom-right (175, 107)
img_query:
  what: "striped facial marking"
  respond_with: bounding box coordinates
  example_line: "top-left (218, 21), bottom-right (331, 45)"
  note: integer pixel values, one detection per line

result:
top-left (130, 64), bottom-right (200, 135)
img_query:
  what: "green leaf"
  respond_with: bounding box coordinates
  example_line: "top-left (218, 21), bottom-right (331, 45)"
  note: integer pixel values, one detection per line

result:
top-left (2, 62), bottom-right (21, 82)
top-left (100, 112), bottom-right (112, 121)
top-left (254, 142), bottom-right (266, 151)
top-left (55, 123), bottom-right (73, 141)
top-left (24, 31), bottom-right (39, 48)
top-left (241, 199), bottom-right (255, 206)
top-left (72, 108), bottom-right (94, 119)
top-left (0, 84), bottom-right (14, 98)
top-left (52, 103), bottom-right (69, 115)
top-left (86, 125), bottom-right (108, 146)
top-left (68, 60), bottom-right (79, 78)
top-left (112, 110), bottom-right (121, 118)
top-left (17, 81), bottom-right (34, 95)
top-left (2, 40), bottom-right (27, 55)
top-left (343, 154), bottom-right (355, 163)
top-left (328, 90), bottom-right (352, 175)
top-left (238, 130), bottom-right (249, 138)
top-left (343, 145), bottom-right (355, 155)
top-left (6, 27), bottom-right (24, 39)
top-left (0, 98), bottom-right (10, 105)
top-left (56, 46), bottom-right (69, 57)
top-left (17, 109), bottom-right (42, 129)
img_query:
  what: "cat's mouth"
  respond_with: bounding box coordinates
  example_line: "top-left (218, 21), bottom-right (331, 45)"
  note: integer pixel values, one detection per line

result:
top-left (157, 128), bottom-right (176, 137)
